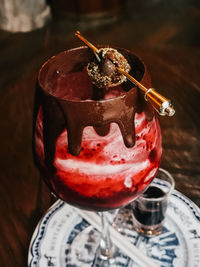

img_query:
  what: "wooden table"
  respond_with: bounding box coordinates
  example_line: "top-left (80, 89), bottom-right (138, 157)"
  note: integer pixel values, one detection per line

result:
top-left (0, 0), bottom-right (200, 266)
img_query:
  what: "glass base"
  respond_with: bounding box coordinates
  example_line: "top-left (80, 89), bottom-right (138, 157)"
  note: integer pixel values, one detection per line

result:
top-left (92, 247), bottom-right (118, 267)
top-left (65, 225), bottom-right (118, 267)
top-left (66, 226), bottom-right (99, 266)
top-left (133, 221), bottom-right (163, 236)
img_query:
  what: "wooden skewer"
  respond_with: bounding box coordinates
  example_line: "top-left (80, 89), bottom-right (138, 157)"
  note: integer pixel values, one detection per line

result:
top-left (75, 31), bottom-right (175, 116)
top-left (116, 67), bottom-right (147, 93)
top-left (75, 31), bottom-right (101, 62)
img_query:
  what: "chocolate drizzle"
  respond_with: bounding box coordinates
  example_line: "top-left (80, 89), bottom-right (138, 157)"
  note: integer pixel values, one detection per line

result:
top-left (33, 46), bottom-right (154, 168)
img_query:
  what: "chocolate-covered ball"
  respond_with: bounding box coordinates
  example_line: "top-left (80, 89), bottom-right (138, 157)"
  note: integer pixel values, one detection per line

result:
top-left (87, 48), bottom-right (131, 88)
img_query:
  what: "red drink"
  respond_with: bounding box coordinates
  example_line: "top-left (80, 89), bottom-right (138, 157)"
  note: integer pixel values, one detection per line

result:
top-left (33, 46), bottom-right (162, 211)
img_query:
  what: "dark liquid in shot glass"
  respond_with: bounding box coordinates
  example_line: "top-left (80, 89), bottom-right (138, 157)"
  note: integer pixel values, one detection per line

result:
top-left (133, 186), bottom-right (167, 226)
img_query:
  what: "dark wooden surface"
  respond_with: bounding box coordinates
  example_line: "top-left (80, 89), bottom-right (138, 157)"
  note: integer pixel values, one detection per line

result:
top-left (0, 0), bottom-right (200, 266)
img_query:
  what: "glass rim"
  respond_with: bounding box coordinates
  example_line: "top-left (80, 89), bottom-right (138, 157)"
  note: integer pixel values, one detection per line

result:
top-left (138, 168), bottom-right (175, 202)
top-left (37, 45), bottom-right (146, 104)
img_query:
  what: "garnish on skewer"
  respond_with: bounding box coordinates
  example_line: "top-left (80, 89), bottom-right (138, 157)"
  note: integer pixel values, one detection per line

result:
top-left (75, 31), bottom-right (175, 116)
top-left (76, 30), bottom-right (130, 87)
top-left (87, 48), bottom-right (130, 88)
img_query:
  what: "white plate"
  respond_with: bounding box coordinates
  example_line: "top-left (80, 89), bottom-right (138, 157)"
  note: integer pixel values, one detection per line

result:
top-left (28, 189), bottom-right (200, 267)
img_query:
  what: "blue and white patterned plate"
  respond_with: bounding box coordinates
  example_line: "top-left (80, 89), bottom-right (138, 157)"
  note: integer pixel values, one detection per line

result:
top-left (28, 189), bottom-right (200, 267)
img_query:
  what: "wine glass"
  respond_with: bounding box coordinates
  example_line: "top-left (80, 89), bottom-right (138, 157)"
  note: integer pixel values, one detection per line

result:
top-left (32, 46), bottom-right (162, 266)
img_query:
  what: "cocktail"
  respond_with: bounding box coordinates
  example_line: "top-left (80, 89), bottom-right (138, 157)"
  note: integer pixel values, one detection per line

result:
top-left (33, 38), bottom-right (163, 265)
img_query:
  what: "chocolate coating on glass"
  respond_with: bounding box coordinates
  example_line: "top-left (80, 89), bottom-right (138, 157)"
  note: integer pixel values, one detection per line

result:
top-left (33, 46), bottom-right (154, 167)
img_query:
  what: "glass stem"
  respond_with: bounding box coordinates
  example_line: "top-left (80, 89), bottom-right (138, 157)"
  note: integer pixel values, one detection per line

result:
top-left (99, 212), bottom-right (117, 260)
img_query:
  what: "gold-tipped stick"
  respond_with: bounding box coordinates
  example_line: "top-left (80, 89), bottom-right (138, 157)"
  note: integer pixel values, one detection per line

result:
top-left (75, 31), bottom-right (175, 116)
top-left (117, 67), bottom-right (175, 116)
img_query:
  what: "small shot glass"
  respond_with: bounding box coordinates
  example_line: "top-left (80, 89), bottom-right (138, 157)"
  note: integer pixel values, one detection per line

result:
top-left (132, 168), bottom-right (175, 236)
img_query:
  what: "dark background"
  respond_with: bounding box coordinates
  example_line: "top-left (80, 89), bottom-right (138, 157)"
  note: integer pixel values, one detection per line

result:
top-left (0, 0), bottom-right (200, 266)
